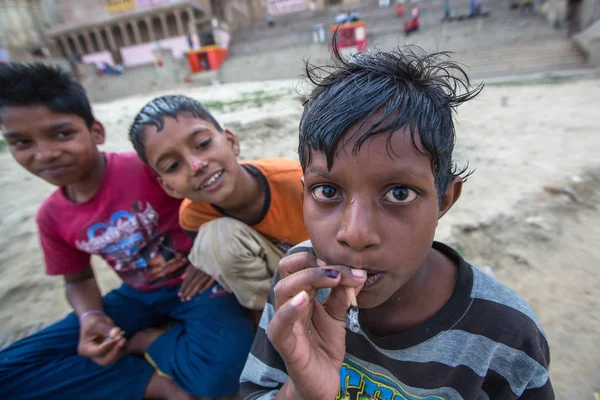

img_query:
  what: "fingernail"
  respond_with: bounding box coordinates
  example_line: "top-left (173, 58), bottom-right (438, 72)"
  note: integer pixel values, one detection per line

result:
top-left (316, 259), bottom-right (327, 267)
top-left (323, 268), bottom-right (340, 278)
top-left (351, 269), bottom-right (367, 278)
top-left (291, 291), bottom-right (307, 307)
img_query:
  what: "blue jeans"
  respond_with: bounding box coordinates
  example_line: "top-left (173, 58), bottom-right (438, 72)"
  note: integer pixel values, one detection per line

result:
top-left (0, 283), bottom-right (254, 399)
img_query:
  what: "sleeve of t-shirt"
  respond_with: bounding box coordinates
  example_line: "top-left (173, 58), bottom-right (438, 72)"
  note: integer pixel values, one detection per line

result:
top-left (37, 208), bottom-right (91, 276)
top-left (517, 334), bottom-right (555, 399)
top-left (240, 244), bottom-right (315, 399)
top-left (179, 199), bottom-right (209, 232)
top-left (482, 301), bottom-right (555, 399)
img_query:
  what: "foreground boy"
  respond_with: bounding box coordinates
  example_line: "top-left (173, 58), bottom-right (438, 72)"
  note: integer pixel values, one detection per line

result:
top-left (128, 95), bottom-right (308, 314)
top-left (240, 47), bottom-right (554, 399)
top-left (0, 63), bottom-right (254, 399)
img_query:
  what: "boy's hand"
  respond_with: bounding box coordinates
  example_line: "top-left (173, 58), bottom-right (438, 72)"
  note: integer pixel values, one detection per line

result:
top-left (179, 264), bottom-right (215, 302)
top-left (268, 252), bottom-right (367, 400)
top-left (78, 313), bottom-right (126, 366)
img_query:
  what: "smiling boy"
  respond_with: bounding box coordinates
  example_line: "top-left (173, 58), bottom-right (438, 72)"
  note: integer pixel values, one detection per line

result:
top-left (240, 47), bottom-right (554, 399)
top-left (129, 96), bottom-right (308, 316)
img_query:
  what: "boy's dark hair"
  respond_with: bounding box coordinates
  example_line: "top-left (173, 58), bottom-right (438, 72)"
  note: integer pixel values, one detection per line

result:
top-left (0, 63), bottom-right (94, 127)
top-left (299, 43), bottom-right (483, 199)
top-left (129, 95), bottom-right (223, 164)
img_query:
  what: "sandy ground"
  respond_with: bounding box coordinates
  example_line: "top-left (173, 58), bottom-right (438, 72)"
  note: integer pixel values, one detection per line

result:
top-left (0, 78), bottom-right (599, 398)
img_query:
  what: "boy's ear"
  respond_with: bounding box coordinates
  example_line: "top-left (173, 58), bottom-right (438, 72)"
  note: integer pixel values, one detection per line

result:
top-left (157, 177), bottom-right (184, 199)
top-left (438, 176), bottom-right (462, 220)
top-left (90, 121), bottom-right (106, 145)
top-left (224, 129), bottom-right (240, 156)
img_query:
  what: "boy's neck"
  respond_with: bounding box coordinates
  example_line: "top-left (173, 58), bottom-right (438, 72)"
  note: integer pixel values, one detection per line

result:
top-left (217, 165), bottom-right (265, 225)
top-left (63, 152), bottom-right (107, 204)
top-left (361, 247), bottom-right (458, 337)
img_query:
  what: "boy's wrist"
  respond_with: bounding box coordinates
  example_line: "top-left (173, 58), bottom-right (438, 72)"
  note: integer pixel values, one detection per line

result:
top-left (277, 381), bottom-right (297, 400)
top-left (279, 380), bottom-right (311, 400)
top-left (79, 309), bottom-right (106, 324)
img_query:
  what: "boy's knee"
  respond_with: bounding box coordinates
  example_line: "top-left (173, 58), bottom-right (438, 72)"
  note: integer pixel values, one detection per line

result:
top-left (199, 217), bottom-right (259, 264)
top-left (189, 217), bottom-right (279, 310)
top-left (190, 217), bottom-right (267, 273)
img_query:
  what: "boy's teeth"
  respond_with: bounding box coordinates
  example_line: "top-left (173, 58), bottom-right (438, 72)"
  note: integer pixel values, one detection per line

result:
top-left (201, 171), bottom-right (221, 189)
top-left (365, 272), bottom-right (380, 285)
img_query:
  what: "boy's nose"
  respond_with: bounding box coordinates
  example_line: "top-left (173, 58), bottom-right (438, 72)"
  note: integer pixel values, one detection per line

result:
top-left (188, 157), bottom-right (208, 175)
top-left (336, 199), bottom-right (381, 251)
top-left (33, 143), bottom-right (60, 162)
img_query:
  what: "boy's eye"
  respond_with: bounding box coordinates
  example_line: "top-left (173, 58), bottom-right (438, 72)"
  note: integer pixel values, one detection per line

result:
top-left (311, 185), bottom-right (341, 201)
top-left (56, 131), bottom-right (74, 139)
top-left (197, 138), bottom-right (211, 149)
top-left (165, 161), bottom-right (180, 173)
top-left (383, 186), bottom-right (418, 204)
top-left (9, 139), bottom-right (32, 149)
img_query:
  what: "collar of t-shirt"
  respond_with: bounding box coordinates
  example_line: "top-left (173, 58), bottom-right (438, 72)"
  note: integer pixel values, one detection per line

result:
top-left (210, 164), bottom-right (271, 226)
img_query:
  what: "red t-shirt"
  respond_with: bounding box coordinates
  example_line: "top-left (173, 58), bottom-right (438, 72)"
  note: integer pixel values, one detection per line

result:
top-left (36, 152), bottom-right (192, 291)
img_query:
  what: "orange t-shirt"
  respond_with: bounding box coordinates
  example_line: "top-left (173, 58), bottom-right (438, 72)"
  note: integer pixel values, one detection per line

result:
top-left (179, 158), bottom-right (308, 251)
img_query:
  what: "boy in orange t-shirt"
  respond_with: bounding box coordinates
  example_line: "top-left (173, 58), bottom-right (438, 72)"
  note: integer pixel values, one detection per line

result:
top-left (129, 95), bottom-right (308, 312)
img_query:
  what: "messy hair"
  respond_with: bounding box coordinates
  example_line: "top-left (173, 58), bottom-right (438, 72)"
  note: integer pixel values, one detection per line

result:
top-left (0, 63), bottom-right (95, 127)
top-left (299, 42), bottom-right (483, 198)
top-left (129, 95), bottom-right (223, 164)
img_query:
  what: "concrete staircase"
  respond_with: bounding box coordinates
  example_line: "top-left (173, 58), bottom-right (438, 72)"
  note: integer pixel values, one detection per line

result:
top-left (220, 0), bottom-right (594, 83)
top-left (456, 38), bottom-right (588, 79)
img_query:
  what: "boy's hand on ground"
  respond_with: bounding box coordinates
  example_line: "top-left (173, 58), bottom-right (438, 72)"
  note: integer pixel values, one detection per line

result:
top-left (78, 314), bottom-right (126, 366)
top-left (178, 264), bottom-right (215, 302)
top-left (268, 252), bottom-right (366, 400)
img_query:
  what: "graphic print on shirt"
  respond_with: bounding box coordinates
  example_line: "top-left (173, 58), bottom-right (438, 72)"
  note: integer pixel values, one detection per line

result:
top-left (338, 359), bottom-right (445, 400)
top-left (76, 201), bottom-right (188, 289)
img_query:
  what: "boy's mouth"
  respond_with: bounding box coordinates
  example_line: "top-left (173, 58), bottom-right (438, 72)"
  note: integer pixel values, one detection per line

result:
top-left (198, 170), bottom-right (224, 191)
top-left (364, 271), bottom-right (385, 288)
top-left (38, 163), bottom-right (74, 177)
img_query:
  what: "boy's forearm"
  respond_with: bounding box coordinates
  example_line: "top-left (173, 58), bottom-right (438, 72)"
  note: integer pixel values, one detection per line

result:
top-left (65, 268), bottom-right (104, 317)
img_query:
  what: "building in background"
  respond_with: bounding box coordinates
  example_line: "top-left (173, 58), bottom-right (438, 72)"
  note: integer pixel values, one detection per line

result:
top-left (207, 0), bottom-right (364, 31)
top-left (41, 0), bottom-right (215, 68)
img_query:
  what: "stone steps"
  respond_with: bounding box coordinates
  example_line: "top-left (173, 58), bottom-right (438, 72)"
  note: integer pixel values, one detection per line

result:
top-left (220, 1), bottom-right (592, 82)
top-left (456, 39), bottom-right (588, 78)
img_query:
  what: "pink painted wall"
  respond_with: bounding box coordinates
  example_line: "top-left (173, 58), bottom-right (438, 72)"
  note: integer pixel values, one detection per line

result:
top-left (137, 0), bottom-right (175, 8)
top-left (266, 0), bottom-right (308, 16)
top-left (120, 34), bottom-right (199, 67)
top-left (82, 51), bottom-right (115, 67)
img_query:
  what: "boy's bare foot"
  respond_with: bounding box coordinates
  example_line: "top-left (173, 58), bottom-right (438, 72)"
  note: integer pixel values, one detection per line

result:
top-left (144, 373), bottom-right (193, 400)
top-left (127, 327), bottom-right (167, 355)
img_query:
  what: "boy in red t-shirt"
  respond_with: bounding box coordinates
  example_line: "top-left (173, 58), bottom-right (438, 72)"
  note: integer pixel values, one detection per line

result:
top-left (0, 63), bottom-right (253, 399)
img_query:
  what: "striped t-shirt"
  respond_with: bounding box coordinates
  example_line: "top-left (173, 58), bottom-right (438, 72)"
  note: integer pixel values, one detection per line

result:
top-left (240, 241), bottom-right (554, 400)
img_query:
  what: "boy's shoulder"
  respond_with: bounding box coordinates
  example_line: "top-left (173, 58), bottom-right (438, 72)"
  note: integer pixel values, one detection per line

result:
top-left (463, 261), bottom-right (547, 344)
top-left (468, 263), bottom-right (544, 332)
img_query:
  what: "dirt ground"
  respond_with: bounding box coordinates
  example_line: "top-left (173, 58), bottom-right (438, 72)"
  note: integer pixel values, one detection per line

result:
top-left (0, 78), bottom-right (598, 398)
